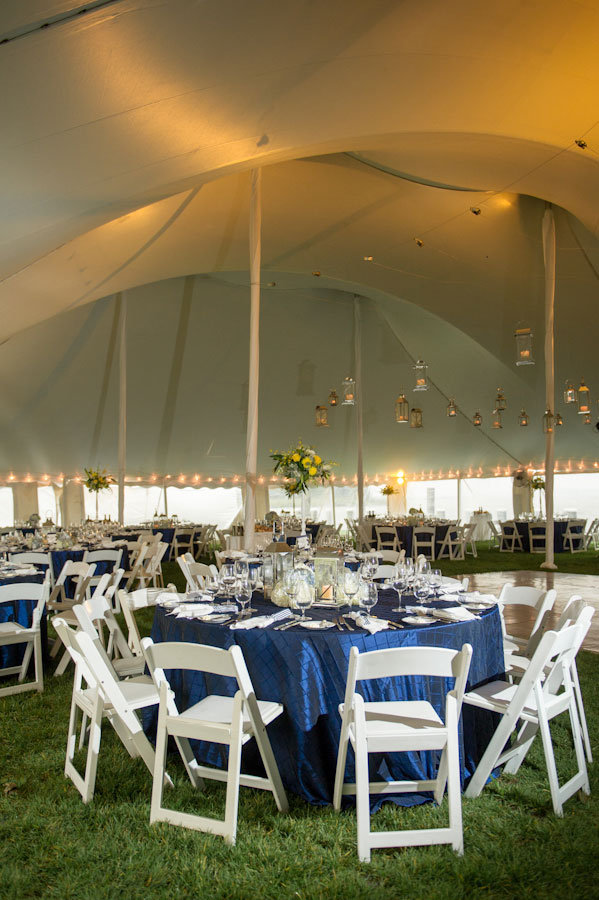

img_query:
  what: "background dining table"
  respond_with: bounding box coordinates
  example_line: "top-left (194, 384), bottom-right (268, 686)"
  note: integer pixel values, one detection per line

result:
top-left (0, 572), bottom-right (47, 671)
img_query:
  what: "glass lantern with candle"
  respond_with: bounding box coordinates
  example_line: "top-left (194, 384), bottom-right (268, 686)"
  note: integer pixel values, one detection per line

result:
top-left (515, 328), bottom-right (534, 366)
top-left (315, 405), bottom-right (329, 427)
top-left (342, 376), bottom-right (356, 405)
top-left (413, 360), bottom-right (429, 391)
top-left (395, 393), bottom-right (409, 423)
top-left (409, 408), bottom-right (423, 428)
top-left (578, 380), bottom-right (590, 415)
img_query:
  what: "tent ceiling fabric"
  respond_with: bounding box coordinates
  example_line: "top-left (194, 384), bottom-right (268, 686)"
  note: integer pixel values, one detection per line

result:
top-left (0, 0), bottom-right (598, 479)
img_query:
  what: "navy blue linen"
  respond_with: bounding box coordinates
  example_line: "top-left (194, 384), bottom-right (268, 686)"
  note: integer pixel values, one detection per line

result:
top-left (112, 529), bottom-right (175, 559)
top-left (366, 523), bottom-right (453, 557)
top-left (144, 589), bottom-right (504, 809)
top-left (514, 520), bottom-right (568, 553)
top-left (50, 548), bottom-right (129, 596)
top-left (0, 573), bottom-right (47, 671)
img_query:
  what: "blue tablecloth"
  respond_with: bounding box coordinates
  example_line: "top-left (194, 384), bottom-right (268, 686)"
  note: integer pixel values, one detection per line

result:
top-left (0, 573), bottom-right (47, 672)
top-left (49, 547), bottom-right (130, 595)
top-left (145, 591), bottom-right (503, 808)
top-left (367, 523), bottom-right (452, 557)
top-left (112, 528), bottom-right (175, 560)
top-left (514, 520), bottom-right (569, 553)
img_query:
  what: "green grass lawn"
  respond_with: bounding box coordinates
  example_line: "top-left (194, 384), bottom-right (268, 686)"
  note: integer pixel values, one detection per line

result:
top-left (1, 552), bottom-right (598, 899)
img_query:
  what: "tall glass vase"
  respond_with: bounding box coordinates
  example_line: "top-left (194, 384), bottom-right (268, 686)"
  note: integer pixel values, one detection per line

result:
top-left (301, 491), bottom-right (309, 535)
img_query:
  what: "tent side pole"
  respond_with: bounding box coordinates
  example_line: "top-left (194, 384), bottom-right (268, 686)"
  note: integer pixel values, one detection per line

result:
top-left (354, 297), bottom-right (364, 527)
top-left (117, 293), bottom-right (127, 524)
top-left (541, 207), bottom-right (557, 571)
top-left (244, 169), bottom-right (261, 552)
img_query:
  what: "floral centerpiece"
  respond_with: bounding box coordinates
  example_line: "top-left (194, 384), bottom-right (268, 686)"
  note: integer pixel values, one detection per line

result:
top-left (84, 467), bottom-right (113, 520)
top-left (270, 441), bottom-right (334, 496)
top-left (381, 484), bottom-right (397, 496)
top-left (531, 475), bottom-right (546, 517)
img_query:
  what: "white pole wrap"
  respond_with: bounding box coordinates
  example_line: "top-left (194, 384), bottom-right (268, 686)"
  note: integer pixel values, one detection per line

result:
top-left (354, 297), bottom-right (364, 527)
top-left (541, 206), bottom-right (557, 571)
top-left (117, 293), bottom-right (127, 525)
top-left (244, 169), bottom-right (262, 552)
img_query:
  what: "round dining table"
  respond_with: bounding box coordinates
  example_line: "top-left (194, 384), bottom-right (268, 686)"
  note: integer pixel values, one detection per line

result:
top-left (145, 589), bottom-right (504, 809)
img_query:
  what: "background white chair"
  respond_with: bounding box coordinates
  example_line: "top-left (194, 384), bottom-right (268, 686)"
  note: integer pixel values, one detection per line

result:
top-left (499, 521), bottom-right (524, 552)
top-left (8, 551), bottom-right (54, 586)
top-left (374, 525), bottom-right (401, 552)
top-left (498, 584), bottom-right (556, 660)
top-left (333, 643), bottom-right (472, 862)
top-left (143, 638), bottom-right (288, 844)
top-left (0, 574), bottom-right (50, 697)
top-left (412, 527), bottom-right (436, 560)
top-left (563, 519), bottom-right (587, 553)
top-left (464, 615), bottom-right (592, 816)
top-left (82, 547), bottom-right (124, 601)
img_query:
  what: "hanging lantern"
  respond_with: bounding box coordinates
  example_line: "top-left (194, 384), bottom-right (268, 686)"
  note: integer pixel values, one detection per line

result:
top-left (412, 360), bottom-right (429, 392)
top-left (395, 393), bottom-right (409, 423)
top-left (492, 410), bottom-right (502, 429)
top-left (519, 409), bottom-right (529, 427)
top-left (473, 411), bottom-right (482, 427)
top-left (584, 413), bottom-right (592, 425)
top-left (563, 381), bottom-right (577, 404)
top-left (446, 398), bottom-right (458, 417)
top-left (342, 376), bottom-right (356, 405)
top-left (555, 413), bottom-right (563, 427)
top-left (514, 327), bottom-right (534, 366)
top-left (328, 389), bottom-right (339, 407)
top-left (494, 388), bottom-right (507, 411)
top-left (315, 405), bottom-right (329, 427)
top-left (543, 409), bottom-right (554, 433)
top-left (409, 408), bottom-right (423, 428)
top-left (577, 379), bottom-right (590, 415)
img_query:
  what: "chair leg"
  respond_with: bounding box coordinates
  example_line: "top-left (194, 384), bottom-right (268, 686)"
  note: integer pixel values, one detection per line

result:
top-left (354, 734), bottom-right (371, 863)
top-left (150, 702), bottom-right (169, 825)
top-left (571, 663), bottom-right (593, 763)
top-left (333, 716), bottom-right (350, 810)
top-left (567, 695), bottom-right (590, 797)
top-left (174, 736), bottom-right (205, 789)
top-left (446, 700), bottom-right (463, 854)
top-left (247, 697), bottom-right (288, 813)
top-left (54, 648), bottom-right (72, 677)
top-left (223, 696), bottom-right (244, 845)
top-left (537, 707), bottom-right (563, 816)
top-left (18, 638), bottom-right (34, 682)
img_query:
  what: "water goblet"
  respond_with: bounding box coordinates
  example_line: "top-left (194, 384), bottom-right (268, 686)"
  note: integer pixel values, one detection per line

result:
top-left (220, 563), bottom-right (236, 598)
top-left (204, 572), bottom-right (220, 600)
top-left (362, 581), bottom-right (379, 623)
top-left (430, 568), bottom-right (443, 594)
top-left (391, 565), bottom-right (408, 612)
top-left (343, 569), bottom-right (360, 613)
top-left (234, 578), bottom-right (252, 619)
top-left (235, 559), bottom-right (249, 580)
top-left (283, 569), bottom-right (301, 617)
top-left (295, 576), bottom-right (314, 621)
top-left (413, 575), bottom-right (431, 604)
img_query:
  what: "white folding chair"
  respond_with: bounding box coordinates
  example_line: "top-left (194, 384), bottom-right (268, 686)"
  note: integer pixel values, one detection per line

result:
top-left (507, 598), bottom-right (594, 764)
top-left (47, 560), bottom-right (96, 614)
top-left (124, 541), bottom-right (151, 590)
top-left (412, 526), bottom-right (436, 561)
top-left (460, 523), bottom-right (477, 558)
top-left (499, 521), bottom-right (524, 552)
top-left (356, 522), bottom-right (373, 553)
top-left (378, 549), bottom-right (404, 565)
top-left (145, 541), bottom-right (168, 589)
top-left (0, 574), bottom-right (50, 697)
top-left (118, 588), bottom-right (161, 658)
top-left (563, 519), bottom-right (587, 553)
top-left (72, 600), bottom-right (149, 680)
top-left (487, 519), bottom-right (501, 549)
top-left (333, 643), bottom-right (472, 862)
top-left (82, 548), bottom-right (124, 597)
top-left (498, 584), bottom-right (556, 659)
top-left (172, 527), bottom-right (195, 558)
top-left (8, 551), bottom-right (54, 586)
top-left (142, 638), bottom-right (288, 844)
top-left (213, 550), bottom-right (226, 571)
top-left (527, 522), bottom-right (547, 554)
top-left (436, 524), bottom-right (463, 560)
top-left (374, 525), bottom-right (401, 552)
top-left (53, 618), bottom-right (165, 803)
top-left (464, 617), bottom-right (592, 816)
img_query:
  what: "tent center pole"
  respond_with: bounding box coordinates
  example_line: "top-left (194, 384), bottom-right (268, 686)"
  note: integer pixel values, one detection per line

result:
top-left (117, 292), bottom-right (127, 525)
top-left (541, 206), bottom-right (557, 571)
top-left (354, 297), bottom-right (364, 527)
top-left (244, 169), bottom-right (261, 552)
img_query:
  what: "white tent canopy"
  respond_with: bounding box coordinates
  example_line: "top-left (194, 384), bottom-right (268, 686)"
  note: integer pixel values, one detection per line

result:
top-left (0, 0), bottom-right (598, 485)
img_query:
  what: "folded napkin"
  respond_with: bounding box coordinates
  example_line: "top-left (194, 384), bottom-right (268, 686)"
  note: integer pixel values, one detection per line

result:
top-left (157, 591), bottom-right (186, 605)
top-left (439, 582), bottom-right (463, 593)
top-left (466, 592), bottom-right (497, 604)
top-left (175, 603), bottom-right (214, 618)
top-left (405, 606), bottom-right (432, 616)
top-left (229, 609), bottom-right (293, 630)
top-left (346, 612), bottom-right (390, 634)
top-left (432, 606), bottom-right (477, 622)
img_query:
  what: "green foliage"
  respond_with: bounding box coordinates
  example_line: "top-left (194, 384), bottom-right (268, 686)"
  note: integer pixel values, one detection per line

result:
top-left (381, 485), bottom-right (396, 496)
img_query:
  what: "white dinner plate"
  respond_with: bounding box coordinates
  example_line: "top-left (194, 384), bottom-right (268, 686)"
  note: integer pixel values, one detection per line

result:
top-left (401, 615), bottom-right (436, 625)
top-left (300, 619), bottom-right (336, 630)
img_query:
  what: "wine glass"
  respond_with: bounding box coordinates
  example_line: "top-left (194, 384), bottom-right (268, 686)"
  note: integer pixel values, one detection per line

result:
top-left (413, 576), bottom-right (431, 604)
top-left (235, 559), bottom-right (249, 580)
top-left (343, 569), bottom-right (360, 612)
top-left (204, 572), bottom-right (220, 600)
top-left (235, 578), bottom-right (252, 619)
top-left (366, 551), bottom-right (379, 579)
top-left (391, 564), bottom-right (408, 612)
top-left (220, 563), bottom-right (236, 598)
top-left (362, 581), bottom-right (378, 623)
top-left (283, 569), bottom-right (301, 616)
top-left (430, 568), bottom-right (443, 594)
top-left (295, 575), bottom-right (314, 621)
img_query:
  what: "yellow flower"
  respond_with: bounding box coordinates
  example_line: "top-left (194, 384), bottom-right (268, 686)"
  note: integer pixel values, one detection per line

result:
top-left (302, 457), bottom-right (311, 468)
top-left (313, 455), bottom-right (321, 465)
top-left (309, 467), bottom-right (317, 476)
top-left (292, 453), bottom-right (301, 462)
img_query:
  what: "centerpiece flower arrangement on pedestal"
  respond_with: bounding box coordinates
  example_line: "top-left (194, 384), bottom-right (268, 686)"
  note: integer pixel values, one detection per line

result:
top-left (84, 467), bottom-right (114, 520)
top-left (381, 484), bottom-right (397, 515)
top-left (270, 441), bottom-right (334, 496)
top-left (530, 475), bottom-right (546, 518)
